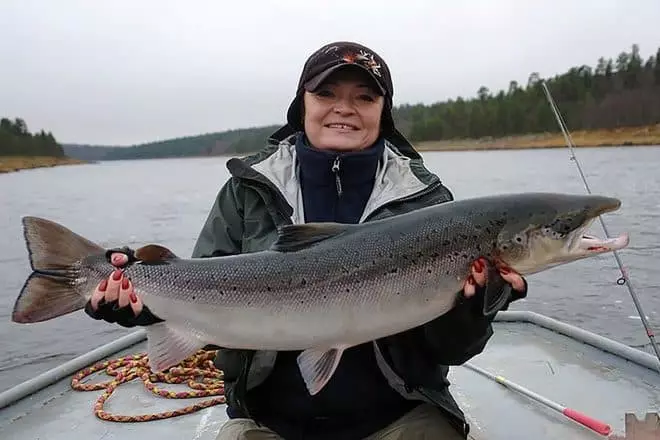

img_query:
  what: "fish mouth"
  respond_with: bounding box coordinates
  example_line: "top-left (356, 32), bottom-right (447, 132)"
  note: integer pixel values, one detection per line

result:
top-left (576, 232), bottom-right (630, 253)
top-left (568, 216), bottom-right (629, 256)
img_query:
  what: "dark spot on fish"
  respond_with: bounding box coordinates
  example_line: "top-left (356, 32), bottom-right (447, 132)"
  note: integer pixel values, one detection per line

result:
top-left (389, 253), bottom-right (394, 259)
top-left (220, 290), bottom-right (224, 295)
top-left (300, 278), bottom-right (307, 286)
top-left (266, 286), bottom-right (271, 292)
top-left (390, 268), bottom-right (398, 274)
top-left (192, 295), bottom-right (196, 300)
top-left (323, 295), bottom-right (327, 299)
top-left (345, 288), bottom-right (350, 293)
top-left (453, 251), bottom-right (459, 257)
top-left (427, 269), bottom-right (432, 274)
top-left (232, 286), bottom-right (237, 291)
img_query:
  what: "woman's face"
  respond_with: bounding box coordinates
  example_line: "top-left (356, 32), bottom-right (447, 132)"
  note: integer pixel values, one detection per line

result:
top-left (303, 68), bottom-right (384, 152)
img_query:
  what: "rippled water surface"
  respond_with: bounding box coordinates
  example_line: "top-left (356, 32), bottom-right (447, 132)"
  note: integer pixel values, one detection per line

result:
top-left (1, 146), bottom-right (658, 393)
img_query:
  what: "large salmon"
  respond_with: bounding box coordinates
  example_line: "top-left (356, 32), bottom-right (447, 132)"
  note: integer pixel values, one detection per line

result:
top-left (11, 192), bottom-right (629, 395)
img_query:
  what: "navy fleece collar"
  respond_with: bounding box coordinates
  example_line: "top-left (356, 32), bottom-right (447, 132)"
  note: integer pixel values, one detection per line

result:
top-left (295, 135), bottom-right (385, 187)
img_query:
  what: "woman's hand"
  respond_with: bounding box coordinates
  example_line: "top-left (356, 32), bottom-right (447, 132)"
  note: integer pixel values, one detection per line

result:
top-left (462, 257), bottom-right (527, 298)
top-left (84, 252), bottom-right (163, 327)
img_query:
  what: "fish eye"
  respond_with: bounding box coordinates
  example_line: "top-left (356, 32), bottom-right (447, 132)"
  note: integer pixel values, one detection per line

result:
top-left (513, 233), bottom-right (526, 245)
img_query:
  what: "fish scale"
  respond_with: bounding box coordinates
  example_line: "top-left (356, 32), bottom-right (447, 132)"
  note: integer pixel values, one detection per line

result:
top-left (11, 192), bottom-right (629, 396)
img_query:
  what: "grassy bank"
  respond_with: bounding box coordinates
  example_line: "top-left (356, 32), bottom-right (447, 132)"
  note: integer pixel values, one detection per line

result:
top-left (415, 124), bottom-right (660, 151)
top-left (0, 156), bottom-right (88, 174)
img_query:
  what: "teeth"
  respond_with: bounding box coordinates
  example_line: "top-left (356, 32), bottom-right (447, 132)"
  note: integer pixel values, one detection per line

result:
top-left (327, 124), bottom-right (356, 130)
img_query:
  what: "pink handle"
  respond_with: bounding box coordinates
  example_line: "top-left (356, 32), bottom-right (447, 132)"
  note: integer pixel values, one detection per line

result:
top-left (562, 408), bottom-right (612, 436)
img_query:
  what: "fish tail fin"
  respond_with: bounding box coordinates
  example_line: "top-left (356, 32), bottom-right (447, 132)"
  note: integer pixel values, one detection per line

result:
top-left (22, 216), bottom-right (105, 273)
top-left (12, 216), bottom-right (105, 323)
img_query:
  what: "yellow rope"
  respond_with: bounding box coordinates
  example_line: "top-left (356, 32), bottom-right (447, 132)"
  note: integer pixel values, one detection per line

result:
top-left (71, 349), bottom-right (226, 422)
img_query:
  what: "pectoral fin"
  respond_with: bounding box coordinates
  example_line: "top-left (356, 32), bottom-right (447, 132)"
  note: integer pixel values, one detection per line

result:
top-left (145, 322), bottom-right (206, 372)
top-left (482, 264), bottom-right (512, 317)
top-left (296, 346), bottom-right (348, 395)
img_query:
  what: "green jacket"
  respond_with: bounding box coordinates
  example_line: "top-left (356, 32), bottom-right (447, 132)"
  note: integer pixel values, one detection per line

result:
top-left (191, 128), bottom-right (520, 437)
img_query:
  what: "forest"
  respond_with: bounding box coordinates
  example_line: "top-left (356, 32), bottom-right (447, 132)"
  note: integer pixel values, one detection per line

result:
top-left (0, 118), bottom-right (65, 157)
top-left (402, 43), bottom-right (660, 142)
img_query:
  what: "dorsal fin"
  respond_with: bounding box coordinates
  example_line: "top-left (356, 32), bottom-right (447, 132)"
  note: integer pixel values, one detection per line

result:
top-left (271, 223), bottom-right (354, 252)
top-left (135, 244), bottom-right (179, 263)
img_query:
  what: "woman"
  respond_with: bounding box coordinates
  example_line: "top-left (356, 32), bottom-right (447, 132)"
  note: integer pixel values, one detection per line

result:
top-left (87, 41), bottom-right (528, 440)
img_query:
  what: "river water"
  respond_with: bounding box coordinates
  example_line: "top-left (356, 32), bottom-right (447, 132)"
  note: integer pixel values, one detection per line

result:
top-left (1, 146), bottom-right (659, 393)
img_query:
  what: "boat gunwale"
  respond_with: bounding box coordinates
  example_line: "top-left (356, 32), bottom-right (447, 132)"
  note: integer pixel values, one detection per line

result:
top-left (0, 310), bottom-right (657, 411)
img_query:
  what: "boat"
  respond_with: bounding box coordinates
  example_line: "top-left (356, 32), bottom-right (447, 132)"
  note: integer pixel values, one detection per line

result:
top-left (1, 310), bottom-right (658, 439)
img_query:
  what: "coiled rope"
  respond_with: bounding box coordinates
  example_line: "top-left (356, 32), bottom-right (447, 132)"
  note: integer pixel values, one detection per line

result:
top-left (70, 348), bottom-right (226, 422)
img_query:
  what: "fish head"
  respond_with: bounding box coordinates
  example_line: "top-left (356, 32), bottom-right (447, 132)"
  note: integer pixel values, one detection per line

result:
top-left (492, 193), bottom-right (629, 275)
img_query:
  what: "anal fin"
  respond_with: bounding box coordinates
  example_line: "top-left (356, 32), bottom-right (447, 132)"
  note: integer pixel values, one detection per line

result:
top-left (145, 323), bottom-right (206, 372)
top-left (296, 345), bottom-right (348, 395)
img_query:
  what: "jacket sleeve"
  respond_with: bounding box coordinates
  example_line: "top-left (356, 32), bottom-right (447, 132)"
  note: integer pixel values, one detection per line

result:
top-left (421, 280), bottom-right (528, 365)
top-left (191, 177), bottom-right (245, 259)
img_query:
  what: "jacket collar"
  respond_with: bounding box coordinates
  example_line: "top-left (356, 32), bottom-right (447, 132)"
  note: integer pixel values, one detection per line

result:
top-left (228, 132), bottom-right (437, 225)
top-left (295, 135), bottom-right (385, 188)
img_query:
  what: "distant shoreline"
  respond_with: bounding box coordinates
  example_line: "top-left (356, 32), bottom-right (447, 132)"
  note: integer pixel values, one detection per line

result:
top-left (2, 124), bottom-right (659, 174)
top-left (0, 156), bottom-right (88, 174)
top-left (414, 124), bottom-right (660, 151)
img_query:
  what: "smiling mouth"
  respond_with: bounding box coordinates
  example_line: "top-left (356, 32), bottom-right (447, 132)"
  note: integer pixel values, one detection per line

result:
top-left (325, 123), bottom-right (359, 130)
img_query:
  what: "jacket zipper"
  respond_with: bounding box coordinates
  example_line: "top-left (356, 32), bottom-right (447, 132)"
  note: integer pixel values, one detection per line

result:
top-left (332, 156), bottom-right (343, 197)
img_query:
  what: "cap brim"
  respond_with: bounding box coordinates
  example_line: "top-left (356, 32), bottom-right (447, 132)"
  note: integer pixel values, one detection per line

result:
top-left (303, 63), bottom-right (386, 95)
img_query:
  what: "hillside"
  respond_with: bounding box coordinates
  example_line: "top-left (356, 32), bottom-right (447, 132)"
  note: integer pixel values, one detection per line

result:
top-left (9, 42), bottom-right (660, 167)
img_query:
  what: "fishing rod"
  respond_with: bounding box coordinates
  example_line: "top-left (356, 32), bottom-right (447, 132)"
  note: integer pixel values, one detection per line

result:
top-left (541, 81), bottom-right (660, 372)
top-left (463, 362), bottom-right (612, 436)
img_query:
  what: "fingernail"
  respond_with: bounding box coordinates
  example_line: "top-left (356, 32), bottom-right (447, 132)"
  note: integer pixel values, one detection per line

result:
top-left (121, 277), bottom-right (129, 290)
top-left (467, 275), bottom-right (475, 285)
top-left (500, 267), bottom-right (511, 275)
top-left (473, 259), bottom-right (484, 273)
top-left (99, 279), bottom-right (108, 292)
top-left (129, 292), bottom-right (138, 303)
top-left (112, 269), bottom-right (122, 281)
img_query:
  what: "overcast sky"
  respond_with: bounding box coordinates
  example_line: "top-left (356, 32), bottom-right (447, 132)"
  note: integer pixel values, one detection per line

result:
top-left (1, 0), bottom-right (658, 146)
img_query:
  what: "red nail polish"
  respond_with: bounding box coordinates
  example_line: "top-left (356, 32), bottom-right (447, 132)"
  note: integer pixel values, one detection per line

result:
top-left (121, 277), bottom-right (129, 290)
top-left (129, 292), bottom-right (138, 303)
top-left (99, 279), bottom-right (108, 292)
top-left (112, 269), bottom-right (122, 281)
top-left (474, 259), bottom-right (484, 273)
top-left (500, 267), bottom-right (511, 275)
